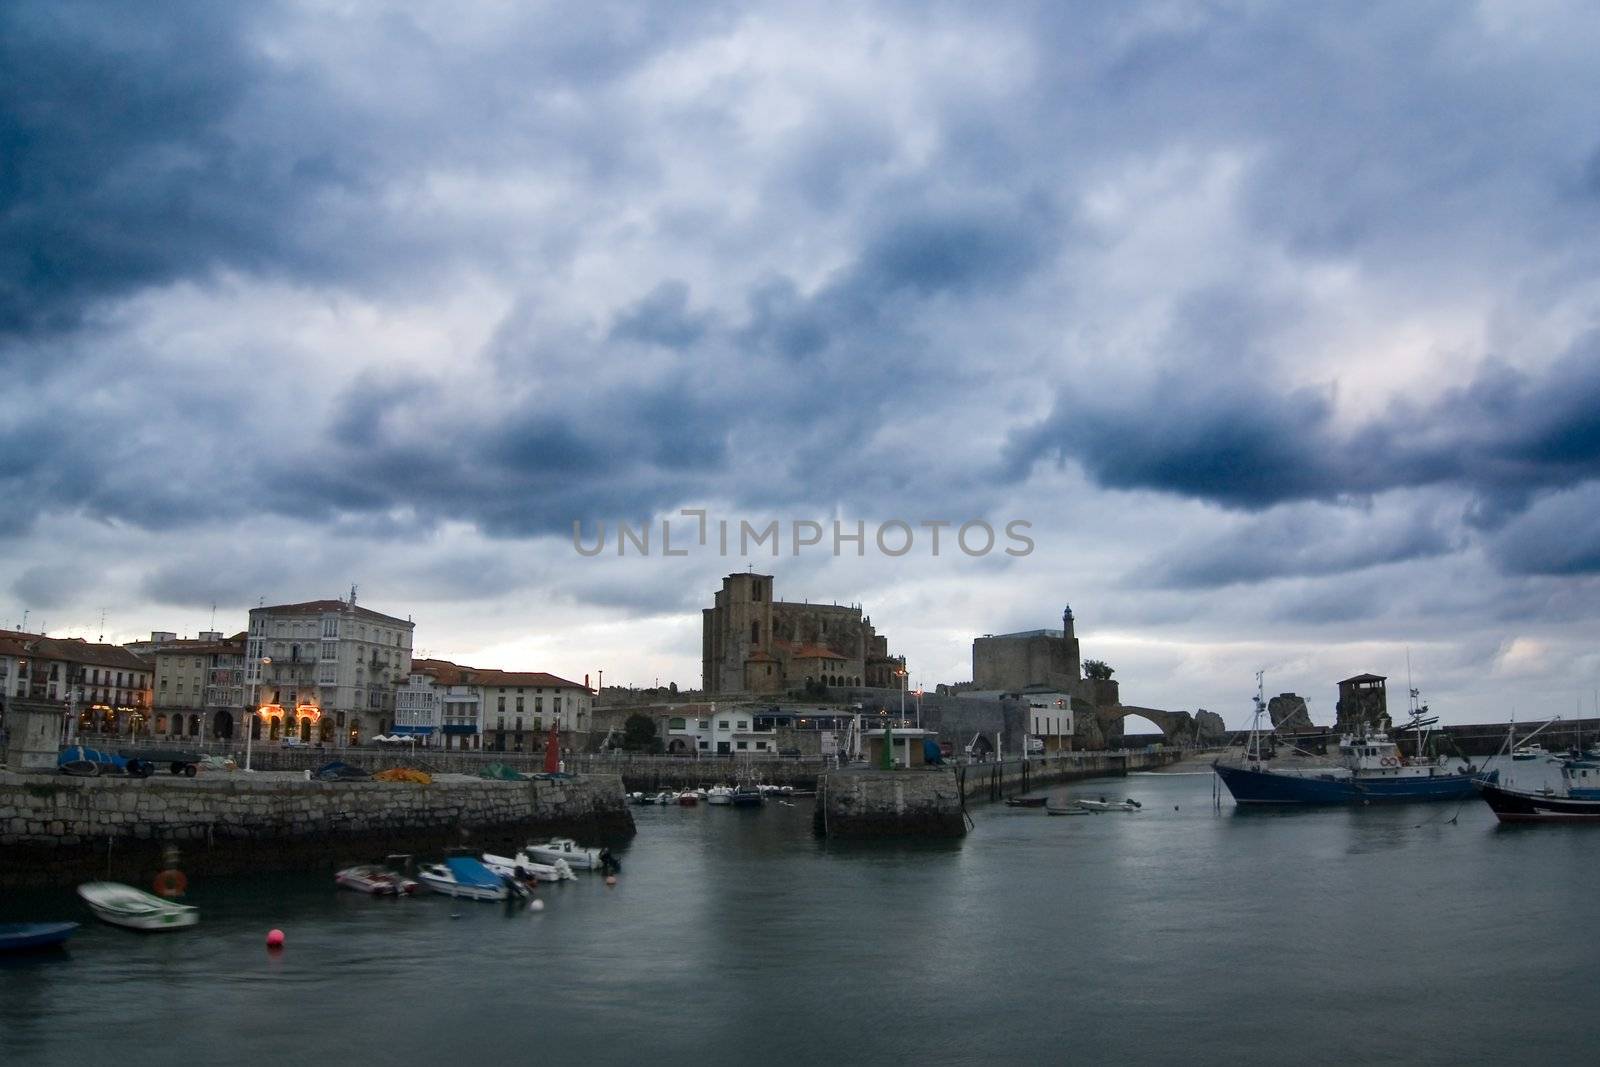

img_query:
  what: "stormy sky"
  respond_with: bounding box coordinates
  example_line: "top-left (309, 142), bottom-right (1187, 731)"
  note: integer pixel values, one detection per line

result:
top-left (5, 1), bottom-right (1600, 726)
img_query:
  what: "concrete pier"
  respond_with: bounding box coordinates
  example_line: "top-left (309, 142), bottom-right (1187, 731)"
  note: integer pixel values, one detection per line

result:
top-left (814, 750), bottom-right (1186, 838)
top-left (0, 770), bottom-right (634, 888)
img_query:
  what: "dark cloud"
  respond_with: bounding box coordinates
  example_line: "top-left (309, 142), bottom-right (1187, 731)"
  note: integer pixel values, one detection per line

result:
top-left (11, 564), bottom-right (93, 609)
top-left (608, 281), bottom-right (711, 349)
top-left (1154, 507), bottom-right (1459, 589)
top-left (1007, 333), bottom-right (1600, 522)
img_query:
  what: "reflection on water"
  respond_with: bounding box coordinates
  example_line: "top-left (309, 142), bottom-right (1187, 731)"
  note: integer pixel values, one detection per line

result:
top-left (4, 772), bottom-right (1598, 1066)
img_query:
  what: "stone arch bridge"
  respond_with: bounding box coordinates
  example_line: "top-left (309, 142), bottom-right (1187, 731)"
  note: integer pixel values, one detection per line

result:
top-left (1097, 705), bottom-right (1227, 746)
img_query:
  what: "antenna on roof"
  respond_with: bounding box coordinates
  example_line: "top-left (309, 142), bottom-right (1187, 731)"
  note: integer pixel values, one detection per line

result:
top-left (210, 602), bottom-right (216, 632)
top-left (98, 608), bottom-right (106, 643)
top-left (349, 584), bottom-right (358, 609)
top-left (21, 610), bottom-right (28, 632)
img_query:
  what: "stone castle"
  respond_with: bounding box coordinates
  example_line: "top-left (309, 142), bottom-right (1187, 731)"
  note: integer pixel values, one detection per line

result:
top-left (701, 572), bottom-right (904, 696)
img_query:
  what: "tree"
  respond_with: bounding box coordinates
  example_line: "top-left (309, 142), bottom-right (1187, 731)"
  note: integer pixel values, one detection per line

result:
top-left (622, 713), bottom-right (662, 753)
top-left (1082, 659), bottom-right (1115, 681)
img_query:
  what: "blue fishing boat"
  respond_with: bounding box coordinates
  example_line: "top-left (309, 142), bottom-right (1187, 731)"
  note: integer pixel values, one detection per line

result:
top-left (0, 922), bottom-right (79, 953)
top-left (1214, 674), bottom-right (1492, 806)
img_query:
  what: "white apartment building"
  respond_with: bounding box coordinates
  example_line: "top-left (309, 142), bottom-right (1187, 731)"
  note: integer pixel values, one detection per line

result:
top-left (667, 706), bottom-right (779, 755)
top-left (245, 596), bottom-right (414, 746)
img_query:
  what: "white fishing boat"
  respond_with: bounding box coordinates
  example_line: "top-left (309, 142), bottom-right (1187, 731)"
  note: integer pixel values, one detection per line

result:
top-left (706, 785), bottom-right (733, 806)
top-left (1512, 744), bottom-right (1547, 761)
top-left (524, 838), bottom-right (605, 870)
top-left (480, 851), bottom-right (577, 883)
top-left (416, 857), bottom-right (510, 901)
top-left (77, 881), bottom-right (199, 931)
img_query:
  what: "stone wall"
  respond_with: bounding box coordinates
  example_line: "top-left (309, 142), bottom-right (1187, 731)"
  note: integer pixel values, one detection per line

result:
top-left (813, 768), bottom-right (966, 838)
top-left (0, 771), bottom-right (632, 888)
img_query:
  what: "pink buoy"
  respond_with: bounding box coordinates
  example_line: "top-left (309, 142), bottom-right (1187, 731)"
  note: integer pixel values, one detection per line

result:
top-left (266, 929), bottom-right (285, 948)
top-left (605, 875), bottom-right (617, 886)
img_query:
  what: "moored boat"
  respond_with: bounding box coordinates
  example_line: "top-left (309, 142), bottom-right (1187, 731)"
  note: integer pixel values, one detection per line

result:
top-left (1476, 758), bottom-right (1600, 823)
top-left (335, 862), bottom-right (418, 895)
top-left (1511, 745), bottom-right (1547, 761)
top-left (0, 922), bottom-right (79, 953)
top-left (678, 791), bottom-right (699, 806)
top-left (524, 838), bottom-right (605, 870)
top-left (416, 857), bottom-right (510, 901)
top-left (730, 784), bottom-right (764, 807)
top-left (77, 882), bottom-right (198, 931)
top-left (480, 851), bottom-right (578, 882)
top-left (1214, 674), bottom-right (1490, 806)
top-left (1005, 796), bottom-right (1047, 808)
top-left (706, 786), bottom-right (733, 806)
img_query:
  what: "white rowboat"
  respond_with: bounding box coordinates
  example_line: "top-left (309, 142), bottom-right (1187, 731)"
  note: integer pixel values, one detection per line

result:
top-left (77, 881), bottom-right (198, 931)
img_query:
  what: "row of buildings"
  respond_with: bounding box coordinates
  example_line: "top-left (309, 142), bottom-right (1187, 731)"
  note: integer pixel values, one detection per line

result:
top-left (0, 594), bottom-right (590, 751)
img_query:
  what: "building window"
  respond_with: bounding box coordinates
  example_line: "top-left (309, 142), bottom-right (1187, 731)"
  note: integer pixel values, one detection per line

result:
top-left (516, 697), bottom-right (524, 713)
top-left (751, 621), bottom-right (759, 644)
top-left (698, 741), bottom-right (709, 749)
top-left (718, 721), bottom-right (730, 730)
top-left (753, 581), bottom-right (761, 601)
top-left (498, 696), bottom-right (506, 712)
top-left (736, 741), bottom-right (748, 750)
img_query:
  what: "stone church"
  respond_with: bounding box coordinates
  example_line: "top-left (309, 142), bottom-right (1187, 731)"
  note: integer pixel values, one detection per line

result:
top-left (701, 572), bottom-right (905, 695)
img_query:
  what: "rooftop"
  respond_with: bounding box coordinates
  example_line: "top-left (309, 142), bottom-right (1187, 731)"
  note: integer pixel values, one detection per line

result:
top-left (253, 599), bottom-right (413, 628)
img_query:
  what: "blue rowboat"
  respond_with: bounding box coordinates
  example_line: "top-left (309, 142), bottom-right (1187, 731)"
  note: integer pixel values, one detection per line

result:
top-left (0, 922), bottom-right (80, 953)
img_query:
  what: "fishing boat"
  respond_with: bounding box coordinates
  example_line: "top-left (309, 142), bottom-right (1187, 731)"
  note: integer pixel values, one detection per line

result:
top-left (0, 922), bottom-right (79, 953)
top-left (416, 857), bottom-right (510, 901)
top-left (677, 791), bottom-right (699, 807)
top-left (524, 838), bottom-right (606, 870)
top-left (1476, 758), bottom-right (1600, 823)
top-left (335, 862), bottom-right (418, 895)
top-left (480, 851), bottom-right (578, 882)
top-left (77, 882), bottom-right (198, 931)
top-left (730, 784), bottom-right (764, 807)
top-left (1213, 674), bottom-right (1491, 806)
top-left (706, 786), bottom-right (734, 806)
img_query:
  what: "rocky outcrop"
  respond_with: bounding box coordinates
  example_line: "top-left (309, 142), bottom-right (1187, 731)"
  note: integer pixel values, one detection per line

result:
top-left (1268, 693), bottom-right (1313, 731)
top-left (1194, 709), bottom-right (1227, 743)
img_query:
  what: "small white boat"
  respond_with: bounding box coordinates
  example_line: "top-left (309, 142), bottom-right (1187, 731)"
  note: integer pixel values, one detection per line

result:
top-left (77, 881), bottom-right (198, 931)
top-left (335, 863), bottom-right (418, 895)
top-left (416, 858), bottom-right (510, 901)
top-left (1512, 745), bottom-right (1547, 761)
top-left (480, 851), bottom-right (577, 883)
top-left (1070, 798), bottom-right (1142, 813)
top-left (706, 786), bottom-right (733, 806)
top-left (524, 838), bottom-right (605, 870)
top-left (1045, 805), bottom-right (1093, 816)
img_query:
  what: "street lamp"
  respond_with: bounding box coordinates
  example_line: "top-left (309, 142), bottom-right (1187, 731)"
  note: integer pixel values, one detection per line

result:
top-left (245, 656), bottom-right (271, 772)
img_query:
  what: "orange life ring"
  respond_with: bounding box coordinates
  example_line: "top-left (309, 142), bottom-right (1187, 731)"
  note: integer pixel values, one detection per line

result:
top-left (154, 868), bottom-right (188, 898)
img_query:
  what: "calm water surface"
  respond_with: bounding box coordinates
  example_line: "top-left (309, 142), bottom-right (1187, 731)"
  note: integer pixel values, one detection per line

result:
top-left (3, 763), bottom-right (1596, 1066)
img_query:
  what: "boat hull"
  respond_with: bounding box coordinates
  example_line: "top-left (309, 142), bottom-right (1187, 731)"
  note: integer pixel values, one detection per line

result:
top-left (416, 873), bottom-right (507, 901)
top-left (77, 882), bottom-right (199, 931)
top-left (1476, 781), bottom-right (1600, 823)
top-left (1214, 762), bottom-right (1491, 806)
top-left (0, 922), bottom-right (79, 952)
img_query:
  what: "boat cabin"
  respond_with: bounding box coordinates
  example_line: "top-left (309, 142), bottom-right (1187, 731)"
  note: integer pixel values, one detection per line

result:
top-left (1561, 760), bottom-right (1600, 800)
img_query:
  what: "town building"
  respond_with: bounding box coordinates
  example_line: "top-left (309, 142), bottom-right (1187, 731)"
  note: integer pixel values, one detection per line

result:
top-left (245, 594), bottom-right (415, 746)
top-left (401, 658), bottom-right (592, 752)
top-left (0, 629), bottom-right (153, 737)
top-left (701, 572), bottom-right (905, 695)
top-left (149, 632), bottom-right (245, 740)
top-left (666, 705), bottom-right (782, 755)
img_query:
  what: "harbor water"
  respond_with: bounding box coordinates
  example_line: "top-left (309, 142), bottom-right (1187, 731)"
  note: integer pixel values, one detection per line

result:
top-left (3, 762), bottom-right (1596, 1066)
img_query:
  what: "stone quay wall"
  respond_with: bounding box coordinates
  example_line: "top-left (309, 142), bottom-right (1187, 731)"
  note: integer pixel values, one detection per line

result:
top-left (0, 771), bottom-right (633, 888)
top-left (814, 769), bottom-right (967, 838)
top-left (814, 749), bottom-right (1183, 838)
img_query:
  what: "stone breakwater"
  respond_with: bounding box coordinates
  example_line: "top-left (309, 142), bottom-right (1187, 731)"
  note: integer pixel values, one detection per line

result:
top-left (0, 771), bottom-right (633, 888)
top-left (814, 750), bottom-right (1186, 838)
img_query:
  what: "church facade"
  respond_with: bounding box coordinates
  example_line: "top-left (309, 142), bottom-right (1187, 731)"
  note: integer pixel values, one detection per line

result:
top-left (701, 572), bottom-right (905, 696)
